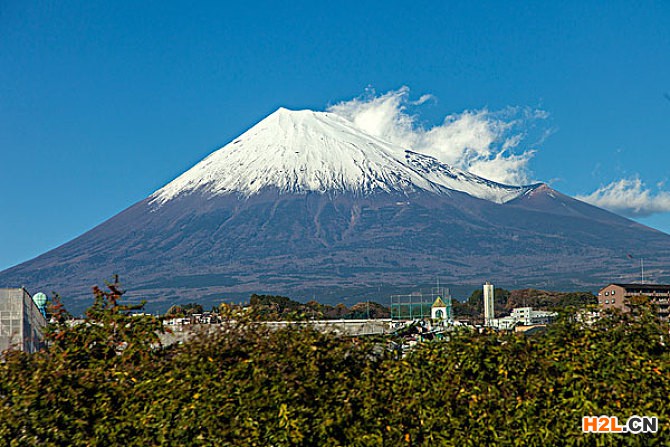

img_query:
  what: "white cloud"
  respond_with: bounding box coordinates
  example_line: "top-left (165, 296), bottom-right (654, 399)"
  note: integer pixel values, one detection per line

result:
top-left (327, 87), bottom-right (546, 185)
top-left (576, 178), bottom-right (670, 217)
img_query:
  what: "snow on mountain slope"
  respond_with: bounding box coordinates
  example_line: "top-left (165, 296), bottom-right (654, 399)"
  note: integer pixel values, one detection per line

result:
top-left (402, 151), bottom-right (541, 204)
top-left (150, 107), bottom-right (535, 205)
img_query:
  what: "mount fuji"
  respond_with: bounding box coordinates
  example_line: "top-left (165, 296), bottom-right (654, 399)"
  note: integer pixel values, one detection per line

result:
top-left (2, 108), bottom-right (670, 313)
top-left (150, 108), bottom-right (534, 205)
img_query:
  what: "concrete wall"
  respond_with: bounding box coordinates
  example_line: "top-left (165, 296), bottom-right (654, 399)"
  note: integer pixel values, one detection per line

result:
top-left (0, 288), bottom-right (47, 353)
top-left (157, 319), bottom-right (394, 346)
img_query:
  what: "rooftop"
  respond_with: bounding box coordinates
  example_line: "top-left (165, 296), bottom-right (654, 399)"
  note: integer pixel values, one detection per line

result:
top-left (609, 283), bottom-right (670, 292)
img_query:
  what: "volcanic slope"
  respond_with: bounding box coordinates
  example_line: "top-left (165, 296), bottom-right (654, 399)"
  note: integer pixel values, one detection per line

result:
top-left (2, 108), bottom-right (669, 313)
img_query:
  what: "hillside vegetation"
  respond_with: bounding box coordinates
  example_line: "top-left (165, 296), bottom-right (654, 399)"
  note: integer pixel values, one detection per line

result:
top-left (505, 289), bottom-right (598, 310)
top-left (0, 280), bottom-right (668, 446)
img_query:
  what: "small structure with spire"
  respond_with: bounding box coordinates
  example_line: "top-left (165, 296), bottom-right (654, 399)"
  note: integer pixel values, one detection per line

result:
top-left (431, 296), bottom-right (448, 320)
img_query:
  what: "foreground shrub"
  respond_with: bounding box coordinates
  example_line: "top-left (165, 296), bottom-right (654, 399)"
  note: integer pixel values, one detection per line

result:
top-left (0, 282), bottom-right (668, 446)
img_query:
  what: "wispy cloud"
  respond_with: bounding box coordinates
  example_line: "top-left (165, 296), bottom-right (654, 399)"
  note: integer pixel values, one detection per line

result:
top-left (576, 177), bottom-right (670, 217)
top-left (327, 87), bottom-right (547, 186)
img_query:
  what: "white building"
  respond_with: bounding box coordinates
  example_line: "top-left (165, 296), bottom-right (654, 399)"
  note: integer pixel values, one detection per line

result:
top-left (488, 307), bottom-right (557, 330)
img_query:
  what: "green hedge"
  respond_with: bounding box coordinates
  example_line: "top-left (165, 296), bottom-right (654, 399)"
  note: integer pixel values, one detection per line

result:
top-left (1, 282), bottom-right (668, 446)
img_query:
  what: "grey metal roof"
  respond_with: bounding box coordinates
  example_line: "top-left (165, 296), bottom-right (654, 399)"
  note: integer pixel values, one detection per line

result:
top-left (611, 283), bottom-right (670, 292)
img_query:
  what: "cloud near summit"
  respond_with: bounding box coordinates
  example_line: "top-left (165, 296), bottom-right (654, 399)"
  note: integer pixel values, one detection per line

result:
top-left (326, 88), bottom-right (670, 220)
top-left (327, 87), bottom-right (546, 186)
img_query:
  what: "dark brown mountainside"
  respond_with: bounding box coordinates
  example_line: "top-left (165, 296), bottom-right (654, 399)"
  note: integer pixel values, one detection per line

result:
top-left (1, 186), bottom-right (668, 314)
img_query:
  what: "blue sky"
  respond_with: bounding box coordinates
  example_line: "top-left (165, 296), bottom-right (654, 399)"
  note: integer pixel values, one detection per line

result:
top-left (1, 1), bottom-right (669, 271)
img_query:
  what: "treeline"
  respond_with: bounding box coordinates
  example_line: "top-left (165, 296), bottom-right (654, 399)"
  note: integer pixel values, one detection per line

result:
top-left (161, 295), bottom-right (391, 320)
top-left (0, 280), bottom-right (668, 445)
top-left (248, 293), bottom-right (390, 320)
top-left (505, 288), bottom-right (597, 310)
top-left (165, 302), bottom-right (205, 316)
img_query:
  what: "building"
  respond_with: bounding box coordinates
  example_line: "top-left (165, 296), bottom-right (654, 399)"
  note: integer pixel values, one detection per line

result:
top-left (488, 307), bottom-right (557, 330)
top-left (483, 282), bottom-right (495, 326)
top-left (509, 307), bottom-right (556, 325)
top-left (431, 296), bottom-right (448, 320)
top-left (598, 283), bottom-right (670, 321)
top-left (0, 288), bottom-right (48, 353)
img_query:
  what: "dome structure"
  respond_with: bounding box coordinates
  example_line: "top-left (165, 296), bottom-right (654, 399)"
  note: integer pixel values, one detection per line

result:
top-left (32, 292), bottom-right (47, 317)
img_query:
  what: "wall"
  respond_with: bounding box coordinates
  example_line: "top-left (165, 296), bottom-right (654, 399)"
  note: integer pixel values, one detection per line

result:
top-left (0, 288), bottom-right (46, 353)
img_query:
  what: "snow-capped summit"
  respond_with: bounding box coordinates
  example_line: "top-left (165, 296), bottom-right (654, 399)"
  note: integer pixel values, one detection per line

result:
top-left (150, 107), bottom-right (536, 205)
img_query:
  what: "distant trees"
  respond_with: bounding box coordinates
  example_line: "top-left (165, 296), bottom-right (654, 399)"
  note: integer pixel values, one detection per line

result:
top-left (247, 293), bottom-right (390, 320)
top-left (166, 302), bottom-right (204, 316)
top-left (160, 294), bottom-right (392, 321)
top-left (250, 293), bottom-right (302, 313)
top-left (346, 301), bottom-right (391, 319)
top-left (505, 289), bottom-right (597, 310)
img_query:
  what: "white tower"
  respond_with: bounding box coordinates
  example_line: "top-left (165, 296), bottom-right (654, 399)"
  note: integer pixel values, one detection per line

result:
top-left (483, 282), bottom-right (495, 326)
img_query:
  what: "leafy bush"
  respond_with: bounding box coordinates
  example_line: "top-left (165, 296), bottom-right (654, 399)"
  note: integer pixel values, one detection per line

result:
top-left (1, 281), bottom-right (668, 446)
